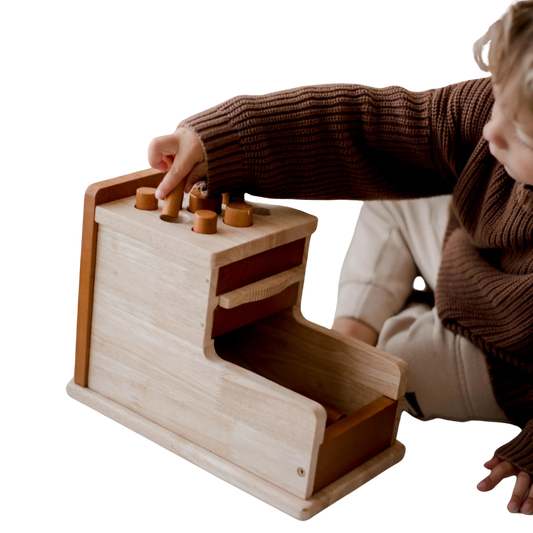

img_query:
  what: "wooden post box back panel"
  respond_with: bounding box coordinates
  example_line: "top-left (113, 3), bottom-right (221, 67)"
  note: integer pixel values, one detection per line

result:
top-left (75, 168), bottom-right (165, 387)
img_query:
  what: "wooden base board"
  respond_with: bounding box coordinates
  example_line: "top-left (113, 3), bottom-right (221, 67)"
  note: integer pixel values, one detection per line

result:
top-left (66, 379), bottom-right (405, 520)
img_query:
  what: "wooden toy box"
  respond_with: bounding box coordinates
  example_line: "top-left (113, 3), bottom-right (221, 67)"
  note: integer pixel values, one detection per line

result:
top-left (67, 168), bottom-right (408, 520)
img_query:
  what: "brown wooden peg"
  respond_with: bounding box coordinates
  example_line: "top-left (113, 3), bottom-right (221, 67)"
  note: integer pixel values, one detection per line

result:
top-left (322, 404), bottom-right (347, 427)
top-left (224, 202), bottom-right (254, 227)
top-left (193, 210), bottom-right (218, 234)
top-left (160, 180), bottom-right (185, 222)
top-left (188, 189), bottom-right (222, 214)
top-left (222, 192), bottom-right (245, 205)
top-left (135, 187), bottom-right (159, 211)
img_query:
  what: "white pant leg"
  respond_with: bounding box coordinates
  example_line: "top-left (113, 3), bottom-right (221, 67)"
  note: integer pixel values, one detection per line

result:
top-left (335, 195), bottom-right (508, 422)
top-left (377, 303), bottom-right (509, 423)
top-left (364, 196), bottom-right (508, 421)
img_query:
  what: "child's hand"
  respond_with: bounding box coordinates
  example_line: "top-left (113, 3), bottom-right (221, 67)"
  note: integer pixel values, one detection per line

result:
top-left (331, 317), bottom-right (379, 346)
top-left (477, 456), bottom-right (533, 514)
top-left (148, 127), bottom-right (207, 199)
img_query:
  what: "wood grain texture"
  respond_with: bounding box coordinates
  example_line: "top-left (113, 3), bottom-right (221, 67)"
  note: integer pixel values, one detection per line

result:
top-left (72, 168), bottom-right (164, 387)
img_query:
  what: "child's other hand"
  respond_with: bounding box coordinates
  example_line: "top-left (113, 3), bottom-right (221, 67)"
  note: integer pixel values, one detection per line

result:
top-left (331, 317), bottom-right (379, 346)
top-left (477, 456), bottom-right (533, 514)
top-left (148, 127), bottom-right (206, 199)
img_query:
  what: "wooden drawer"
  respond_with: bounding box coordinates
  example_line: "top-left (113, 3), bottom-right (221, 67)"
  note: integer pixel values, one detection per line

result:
top-left (216, 238), bottom-right (306, 295)
top-left (312, 397), bottom-right (398, 493)
top-left (212, 238), bottom-right (307, 338)
top-left (212, 284), bottom-right (300, 338)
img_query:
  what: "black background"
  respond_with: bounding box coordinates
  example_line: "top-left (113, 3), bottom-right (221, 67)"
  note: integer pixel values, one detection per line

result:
top-left (58, 1), bottom-right (519, 530)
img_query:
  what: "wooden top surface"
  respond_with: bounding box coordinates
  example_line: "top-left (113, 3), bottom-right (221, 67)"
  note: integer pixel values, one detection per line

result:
top-left (95, 193), bottom-right (318, 268)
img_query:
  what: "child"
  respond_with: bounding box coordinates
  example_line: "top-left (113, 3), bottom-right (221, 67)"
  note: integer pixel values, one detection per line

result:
top-left (331, 194), bottom-right (513, 424)
top-left (148, 1), bottom-right (533, 515)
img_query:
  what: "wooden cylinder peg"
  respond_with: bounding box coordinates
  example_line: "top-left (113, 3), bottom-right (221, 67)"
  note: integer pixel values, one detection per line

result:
top-left (188, 189), bottom-right (222, 214)
top-left (135, 187), bottom-right (159, 211)
top-left (222, 192), bottom-right (245, 205)
top-left (193, 210), bottom-right (218, 234)
top-left (160, 180), bottom-right (185, 222)
top-left (224, 202), bottom-right (254, 227)
top-left (322, 404), bottom-right (347, 427)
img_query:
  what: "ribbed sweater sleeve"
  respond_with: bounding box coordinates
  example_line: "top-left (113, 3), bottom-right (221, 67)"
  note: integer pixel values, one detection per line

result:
top-left (178, 80), bottom-right (489, 201)
top-left (495, 420), bottom-right (533, 475)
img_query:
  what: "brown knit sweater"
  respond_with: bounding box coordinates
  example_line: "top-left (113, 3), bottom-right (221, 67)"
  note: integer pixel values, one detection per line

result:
top-left (180, 76), bottom-right (533, 474)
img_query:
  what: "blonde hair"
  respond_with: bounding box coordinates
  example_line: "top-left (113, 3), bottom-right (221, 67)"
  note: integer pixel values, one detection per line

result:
top-left (473, 1), bottom-right (533, 117)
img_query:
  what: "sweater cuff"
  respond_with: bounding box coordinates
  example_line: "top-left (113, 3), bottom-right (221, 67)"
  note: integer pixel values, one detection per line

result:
top-left (494, 420), bottom-right (533, 475)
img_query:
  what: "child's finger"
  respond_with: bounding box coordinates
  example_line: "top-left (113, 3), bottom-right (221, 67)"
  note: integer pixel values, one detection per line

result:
top-left (484, 456), bottom-right (502, 469)
top-left (154, 130), bottom-right (205, 199)
top-left (156, 162), bottom-right (186, 199)
top-left (504, 472), bottom-right (533, 515)
top-left (474, 461), bottom-right (519, 494)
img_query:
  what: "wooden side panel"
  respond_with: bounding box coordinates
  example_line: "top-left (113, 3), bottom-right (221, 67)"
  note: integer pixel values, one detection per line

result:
top-left (75, 168), bottom-right (164, 387)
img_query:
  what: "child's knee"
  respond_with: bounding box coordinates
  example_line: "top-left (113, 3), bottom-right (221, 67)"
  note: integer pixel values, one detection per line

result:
top-left (376, 302), bottom-right (432, 363)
